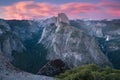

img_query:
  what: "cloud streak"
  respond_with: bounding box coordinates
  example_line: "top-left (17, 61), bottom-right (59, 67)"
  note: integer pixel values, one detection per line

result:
top-left (0, 1), bottom-right (120, 20)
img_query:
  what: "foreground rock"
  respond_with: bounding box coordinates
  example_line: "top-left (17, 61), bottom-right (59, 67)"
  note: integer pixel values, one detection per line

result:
top-left (37, 59), bottom-right (69, 76)
top-left (39, 13), bottom-right (112, 68)
top-left (0, 53), bottom-right (55, 80)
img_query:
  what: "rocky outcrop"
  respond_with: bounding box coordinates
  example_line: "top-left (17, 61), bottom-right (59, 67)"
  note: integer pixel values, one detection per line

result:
top-left (39, 13), bottom-right (112, 68)
top-left (37, 59), bottom-right (69, 76)
top-left (57, 13), bottom-right (69, 24)
top-left (0, 52), bottom-right (55, 80)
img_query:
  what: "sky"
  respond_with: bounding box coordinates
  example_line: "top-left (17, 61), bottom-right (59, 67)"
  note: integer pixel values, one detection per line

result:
top-left (0, 0), bottom-right (120, 20)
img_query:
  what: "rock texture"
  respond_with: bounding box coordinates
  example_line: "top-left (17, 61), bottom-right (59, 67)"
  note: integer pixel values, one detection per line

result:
top-left (0, 19), bottom-right (25, 61)
top-left (0, 52), bottom-right (55, 80)
top-left (57, 13), bottom-right (69, 24)
top-left (70, 19), bottom-right (120, 69)
top-left (39, 13), bottom-right (112, 68)
top-left (37, 59), bottom-right (69, 76)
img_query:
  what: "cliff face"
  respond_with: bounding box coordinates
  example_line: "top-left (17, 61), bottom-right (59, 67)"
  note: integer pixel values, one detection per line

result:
top-left (0, 19), bottom-right (49, 74)
top-left (39, 13), bottom-right (111, 67)
top-left (0, 20), bottom-right (25, 61)
top-left (70, 19), bottom-right (120, 69)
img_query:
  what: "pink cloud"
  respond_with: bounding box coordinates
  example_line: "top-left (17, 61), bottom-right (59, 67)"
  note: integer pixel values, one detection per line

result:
top-left (98, 2), bottom-right (120, 16)
top-left (60, 3), bottom-right (98, 19)
top-left (1, 1), bottom-right (58, 19)
top-left (61, 3), bottom-right (97, 14)
top-left (0, 1), bottom-right (120, 20)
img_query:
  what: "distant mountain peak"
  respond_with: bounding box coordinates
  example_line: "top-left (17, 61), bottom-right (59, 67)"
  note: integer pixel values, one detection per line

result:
top-left (57, 13), bottom-right (69, 24)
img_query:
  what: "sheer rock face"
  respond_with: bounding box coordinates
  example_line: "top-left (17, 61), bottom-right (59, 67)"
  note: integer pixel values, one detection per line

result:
top-left (57, 13), bottom-right (69, 24)
top-left (0, 53), bottom-right (55, 80)
top-left (39, 13), bottom-right (112, 68)
top-left (0, 20), bottom-right (25, 61)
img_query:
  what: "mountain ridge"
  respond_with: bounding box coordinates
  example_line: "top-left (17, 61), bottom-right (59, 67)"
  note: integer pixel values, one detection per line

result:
top-left (39, 13), bottom-right (112, 68)
top-left (0, 13), bottom-right (120, 79)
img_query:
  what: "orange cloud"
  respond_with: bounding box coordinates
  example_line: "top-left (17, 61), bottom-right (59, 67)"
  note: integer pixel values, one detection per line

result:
top-left (0, 1), bottom-right (120, 20)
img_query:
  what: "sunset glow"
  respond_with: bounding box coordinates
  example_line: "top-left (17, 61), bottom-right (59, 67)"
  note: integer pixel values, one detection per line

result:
top-left (0, 0), bottom-right (120, 20)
